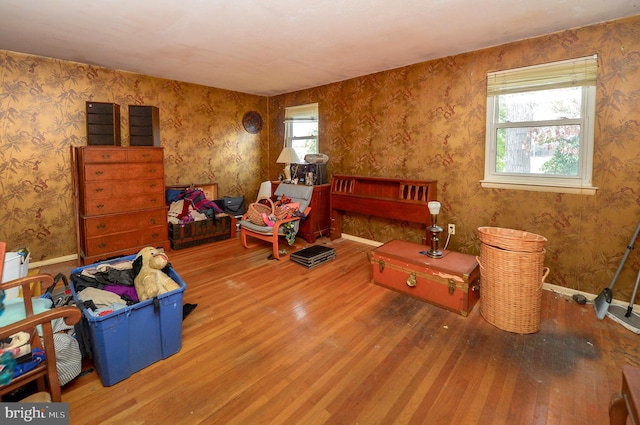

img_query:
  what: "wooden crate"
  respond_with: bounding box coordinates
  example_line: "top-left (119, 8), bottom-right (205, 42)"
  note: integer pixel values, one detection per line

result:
top-left (168, 214), bottom-right (235, 250)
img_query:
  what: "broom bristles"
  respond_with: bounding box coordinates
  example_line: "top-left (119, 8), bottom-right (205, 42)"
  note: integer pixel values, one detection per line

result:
top-left (594, 288), bottom-right (612, 320)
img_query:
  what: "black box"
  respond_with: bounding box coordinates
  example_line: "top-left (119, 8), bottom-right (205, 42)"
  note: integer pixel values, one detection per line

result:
top-left (86, 102), bottom-right (121, 146)
top-left (290, 245), bottom-right (336, 268)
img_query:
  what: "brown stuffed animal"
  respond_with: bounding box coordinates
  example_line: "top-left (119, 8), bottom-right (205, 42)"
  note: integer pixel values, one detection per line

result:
top-left (133, 247), bottom-right (180, 302)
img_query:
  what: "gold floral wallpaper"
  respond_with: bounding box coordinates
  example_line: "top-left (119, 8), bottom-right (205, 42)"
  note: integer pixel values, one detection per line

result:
top-left (268, 15), bottom-right (640, 297)
top-left (0, 51), bottom-right (268, 263)
top-left (1, 15), bottom-right (639, 298)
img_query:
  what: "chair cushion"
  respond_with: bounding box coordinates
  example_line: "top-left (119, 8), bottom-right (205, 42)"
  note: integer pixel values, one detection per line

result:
top-left (274, 184), bottom-right (313, 212)
top-left (0, 297), bottom-right (53, 336)
top-left (239, 220), bottom-right (289, 236)
top-left (240, 184), bottom-right (311, 235)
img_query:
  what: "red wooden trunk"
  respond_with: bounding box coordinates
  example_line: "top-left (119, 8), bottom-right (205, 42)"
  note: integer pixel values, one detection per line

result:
top-left (370, 240), bottom-right (480, 317)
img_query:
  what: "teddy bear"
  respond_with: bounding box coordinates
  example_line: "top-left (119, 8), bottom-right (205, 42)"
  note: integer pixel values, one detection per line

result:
top-left (133, 247), bottom-right (180, 302)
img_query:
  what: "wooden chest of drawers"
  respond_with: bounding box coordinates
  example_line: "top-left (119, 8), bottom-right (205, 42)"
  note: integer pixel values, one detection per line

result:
top-left (72, 146), bottom-right (170, 264)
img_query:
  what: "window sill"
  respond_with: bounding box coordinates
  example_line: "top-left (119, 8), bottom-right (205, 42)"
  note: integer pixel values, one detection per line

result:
top-left (480, 180), bottom-right (598, 195)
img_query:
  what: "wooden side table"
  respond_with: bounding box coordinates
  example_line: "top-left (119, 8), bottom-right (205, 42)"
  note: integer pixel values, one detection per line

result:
top-left (610, 364), bottom-right (640, 425)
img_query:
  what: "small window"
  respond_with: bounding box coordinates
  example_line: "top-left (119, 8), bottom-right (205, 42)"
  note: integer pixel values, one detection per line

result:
top-left (482, 55), bottom-right (598, 194)
top-left (285, 103), bottom-right (318, 161)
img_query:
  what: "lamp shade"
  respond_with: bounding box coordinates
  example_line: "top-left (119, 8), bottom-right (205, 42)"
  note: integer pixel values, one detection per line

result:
top-left (257, 181), bottom-right (272, 199)
top-left (428, 201), bottom-right (441, 215)
top-left (276, 147), bottom-right (300, 164)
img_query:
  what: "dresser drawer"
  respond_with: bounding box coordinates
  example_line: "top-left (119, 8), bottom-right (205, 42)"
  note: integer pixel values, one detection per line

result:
top-left (83, 163), bottom-right (164, 181)
top-left (82, 178), bottom-right (164, 199)
top-left (82, 192), bottom-right (165, 216)
top-left (80, 148), bottom-right (127, 163)
top-left (80, 147), bottom-right (163, 163)
top-left (83, 224), bottom-right (168, 257)
top-left (126, 148), bottom-right (163, 163)
top-left (82, 209), bottom-right (167, 238)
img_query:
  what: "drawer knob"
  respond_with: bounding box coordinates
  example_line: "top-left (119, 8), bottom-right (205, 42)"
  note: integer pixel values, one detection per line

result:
top-left (101, 154), bottom-right (111, 159)
top-left (152, 233), bottom-right (160, 238)
top-left (96, 204), bottom-right (104, 209)
top-left (406, 272), bottom-right (417, 287)
top-left (96, 224), bottom-right (106, 230)
top-left (150, 218), bottom-right (157, 224)
top-left (95, 187), bottom-right (104, 193)
top-left (94, 171), bottom-right (104, 176)
top-left (98, 243), bottom-right (107, 248)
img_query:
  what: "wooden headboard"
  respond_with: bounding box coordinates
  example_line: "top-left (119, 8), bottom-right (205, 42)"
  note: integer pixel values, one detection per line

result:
top-left (330, 175), bottom-right (437, 244)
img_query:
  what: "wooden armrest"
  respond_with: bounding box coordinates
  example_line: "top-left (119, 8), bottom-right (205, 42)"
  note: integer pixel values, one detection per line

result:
top-left (0, 274), bottom-right (55, 298)
top-left (0, 306), bottom-right (81, 402)
top-left (0, 274), bottom-right (56, 317)
top-left (0, 306), bottom-right (82, 341)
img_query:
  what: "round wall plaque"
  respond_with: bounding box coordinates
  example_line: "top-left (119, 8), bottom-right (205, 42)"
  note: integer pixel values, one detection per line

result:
top-left (242, 111), bottom-right (263, 134)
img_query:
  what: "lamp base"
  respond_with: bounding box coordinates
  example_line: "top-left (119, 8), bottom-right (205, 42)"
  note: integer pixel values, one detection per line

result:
top-left (427, 223), bottom-right (443, 259)
top-left (425, 249), bottom-right (443, 259)
top-left (283, 164), bottom-right (291, 181)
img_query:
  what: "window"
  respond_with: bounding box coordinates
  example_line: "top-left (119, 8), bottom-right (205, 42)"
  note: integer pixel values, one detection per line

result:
top-left (482, 55), bottom-right (598, 194)
top-left (284, 103), bottom-right (318, 161)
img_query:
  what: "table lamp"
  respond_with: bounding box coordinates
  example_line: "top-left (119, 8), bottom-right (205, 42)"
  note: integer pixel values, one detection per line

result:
top-left (277, 147), bottom-right (300, 182)
top-left (426, 201), bottom-right (443, 258)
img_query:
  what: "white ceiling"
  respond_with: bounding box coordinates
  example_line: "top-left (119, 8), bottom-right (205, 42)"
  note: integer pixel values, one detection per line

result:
top-left (1, 1), bottom-right (638, 96)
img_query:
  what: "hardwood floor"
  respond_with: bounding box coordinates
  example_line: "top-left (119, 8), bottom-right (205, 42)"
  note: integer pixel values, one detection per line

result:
top-left (44, 237), bottom-right (638, 424)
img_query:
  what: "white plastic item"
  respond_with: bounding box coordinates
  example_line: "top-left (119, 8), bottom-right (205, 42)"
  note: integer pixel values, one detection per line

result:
top-left (257, 181), bottom-right (272, 200)
top-left (2, 252), bottom-right (30, 299)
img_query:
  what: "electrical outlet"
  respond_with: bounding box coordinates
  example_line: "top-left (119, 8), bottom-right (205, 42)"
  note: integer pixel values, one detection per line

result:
top-left (448, 224), bottom-right (456, 235)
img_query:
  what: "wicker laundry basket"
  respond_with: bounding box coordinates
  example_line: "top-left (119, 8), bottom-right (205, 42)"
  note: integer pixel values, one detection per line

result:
top-left (478, 226), bottom-right (547, 252)
top-left (477, 227), bottom-right (548, 334)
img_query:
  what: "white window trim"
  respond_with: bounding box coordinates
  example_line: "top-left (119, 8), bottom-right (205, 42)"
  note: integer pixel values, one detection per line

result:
top-left (481, 56), bottom-right (599, 195)
top-left (284, 103), bottom-right (319, 158)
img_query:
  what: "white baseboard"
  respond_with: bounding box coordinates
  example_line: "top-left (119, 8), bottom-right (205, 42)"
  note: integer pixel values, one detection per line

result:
top-left (340, 234), bottom-right (383, 247)
top-left (543, 281), bottom-right (640, 310)
top-left (340, 234), bottom-right (640, 311)
top-left (29, 254), bottom-right (78, 269)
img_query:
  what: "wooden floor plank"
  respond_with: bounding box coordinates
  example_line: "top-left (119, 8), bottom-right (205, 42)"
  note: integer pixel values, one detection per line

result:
top-left (36, 236), bottom-right (639, 425)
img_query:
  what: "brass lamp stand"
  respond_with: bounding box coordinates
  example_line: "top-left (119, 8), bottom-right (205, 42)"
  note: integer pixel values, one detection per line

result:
top-left (426, 201), bottom-right (443, 258)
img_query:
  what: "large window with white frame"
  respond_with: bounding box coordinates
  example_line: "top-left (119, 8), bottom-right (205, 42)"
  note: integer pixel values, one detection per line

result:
top-left (482, 55), bottom-right (598, 194)
top-left (284, 103), bottom-right (318, 161)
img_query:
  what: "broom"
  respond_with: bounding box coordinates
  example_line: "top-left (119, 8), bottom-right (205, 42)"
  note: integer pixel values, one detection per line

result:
top-left (594, 221), bottom-right (640, 320)
top-left (606, 268), bottom-right (640, 334)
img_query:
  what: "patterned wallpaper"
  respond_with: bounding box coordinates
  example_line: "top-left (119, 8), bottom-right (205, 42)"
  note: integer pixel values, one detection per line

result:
top-left (1, 15), bottom-right (639, 297)
top-left (0, 52), bottom-right (268, 262)
top-left (269, 15), bottom-right (640, 297)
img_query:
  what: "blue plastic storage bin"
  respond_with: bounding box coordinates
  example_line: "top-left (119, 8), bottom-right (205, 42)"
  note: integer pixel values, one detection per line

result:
top-left (70, 255), bottom-right (186, 386)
